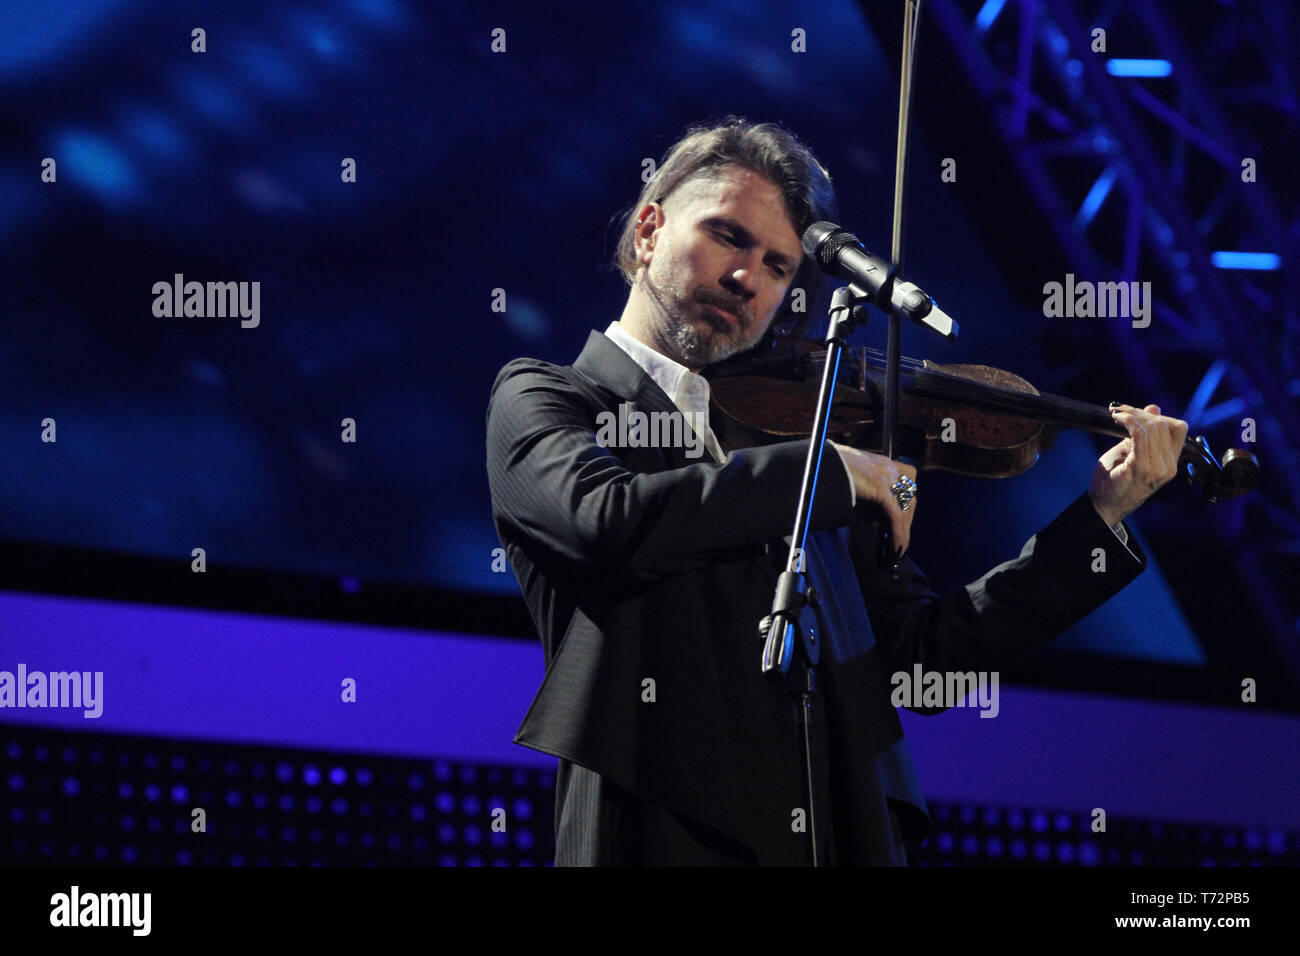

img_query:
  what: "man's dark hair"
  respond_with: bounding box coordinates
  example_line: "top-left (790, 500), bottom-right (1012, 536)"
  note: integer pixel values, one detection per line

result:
top-left (611, 115), bottom-right (840, 350)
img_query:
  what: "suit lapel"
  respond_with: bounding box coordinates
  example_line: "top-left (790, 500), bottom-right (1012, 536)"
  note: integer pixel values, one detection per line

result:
top-left (575, 330), bottom-right (791, 568)
top-left (573, 330), bottom-right (697, 470)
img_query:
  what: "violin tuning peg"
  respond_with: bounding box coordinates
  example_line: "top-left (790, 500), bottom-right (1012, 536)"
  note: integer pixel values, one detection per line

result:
top-left (1219, 447), bottom-right (1260, 499)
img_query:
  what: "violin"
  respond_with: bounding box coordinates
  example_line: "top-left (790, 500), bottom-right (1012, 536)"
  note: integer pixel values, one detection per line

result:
top-left (705, 335), bottom-right (1260, 504)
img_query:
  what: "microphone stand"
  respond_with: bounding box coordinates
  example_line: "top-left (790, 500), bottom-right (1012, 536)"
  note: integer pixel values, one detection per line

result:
top-left (757, 0), bottom-right (928, 867)
top-left (758, 286), bottom-right (870, 868)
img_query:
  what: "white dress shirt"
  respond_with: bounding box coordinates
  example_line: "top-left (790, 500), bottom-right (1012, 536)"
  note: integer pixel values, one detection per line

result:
top-left (604, 320), bottom-right (858, 505)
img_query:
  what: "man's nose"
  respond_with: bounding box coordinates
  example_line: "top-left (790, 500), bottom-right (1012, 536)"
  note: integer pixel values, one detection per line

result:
top-left (721, 260), bottom-right (759, 298)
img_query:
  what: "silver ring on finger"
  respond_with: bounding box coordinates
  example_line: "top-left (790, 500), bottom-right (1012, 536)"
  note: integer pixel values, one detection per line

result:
top-left (889, 475), bottom-right (918, 512)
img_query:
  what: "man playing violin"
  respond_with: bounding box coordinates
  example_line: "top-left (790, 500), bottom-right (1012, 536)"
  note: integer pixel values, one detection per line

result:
top-left (485, 116), bottom-right (1189, 865)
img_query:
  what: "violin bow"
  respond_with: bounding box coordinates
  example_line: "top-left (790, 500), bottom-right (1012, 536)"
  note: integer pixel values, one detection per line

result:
top-left (882, 0), bottom-right (924, 465)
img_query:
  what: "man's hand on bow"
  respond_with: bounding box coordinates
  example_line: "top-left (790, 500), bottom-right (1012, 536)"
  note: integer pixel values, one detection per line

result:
top-left (832, 443), bottom-right (918, 556)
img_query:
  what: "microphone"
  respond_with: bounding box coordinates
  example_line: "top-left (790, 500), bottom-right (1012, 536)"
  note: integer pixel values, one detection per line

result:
top-left (801, 221), bottom-right (958, 340)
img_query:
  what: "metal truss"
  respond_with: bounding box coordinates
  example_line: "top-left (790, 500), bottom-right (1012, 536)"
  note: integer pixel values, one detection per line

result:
top-left (920, 0), bottom-right (1300, 673)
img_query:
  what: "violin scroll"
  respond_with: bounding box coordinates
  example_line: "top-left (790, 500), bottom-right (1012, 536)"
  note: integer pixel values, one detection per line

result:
top-left (1184, 435), bottom-right (1259, 503)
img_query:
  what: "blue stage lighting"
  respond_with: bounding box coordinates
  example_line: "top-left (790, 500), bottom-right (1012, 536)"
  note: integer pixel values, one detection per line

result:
top-left (1211, 252), bottom-right (1281, 270)
top-left (1106, 59), bottom-right (1173, 77)
top-left (975, 0), bottom-right (1008, 32)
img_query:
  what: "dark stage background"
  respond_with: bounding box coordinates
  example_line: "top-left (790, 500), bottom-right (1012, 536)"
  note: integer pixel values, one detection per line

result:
top-left (2, 0), bottom-right (1297, 869)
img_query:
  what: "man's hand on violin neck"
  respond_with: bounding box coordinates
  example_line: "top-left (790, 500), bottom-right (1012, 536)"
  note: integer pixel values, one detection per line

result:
top-left (831, 443), bottom-right (917, 556)
top-left (1088, 403), bottom-right (1189, 527)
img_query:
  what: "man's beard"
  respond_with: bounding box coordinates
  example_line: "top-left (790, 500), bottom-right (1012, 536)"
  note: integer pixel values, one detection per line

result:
top-left (643, 268), bottom-right (758, 368)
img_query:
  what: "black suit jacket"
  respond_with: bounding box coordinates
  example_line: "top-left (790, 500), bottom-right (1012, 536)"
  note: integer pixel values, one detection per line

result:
top-left (485, 329), bottom-right (1145, 864)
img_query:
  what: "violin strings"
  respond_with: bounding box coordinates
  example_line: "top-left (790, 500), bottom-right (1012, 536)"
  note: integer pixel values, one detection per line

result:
top-left (798, 344), bottom-right (1191, 447)
top-left (806, 346), bottom-right (1114, 422)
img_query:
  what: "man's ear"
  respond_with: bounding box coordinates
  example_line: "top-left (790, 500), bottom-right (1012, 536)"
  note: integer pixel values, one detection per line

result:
top-left (635, 202), bottom-right (665, 265)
